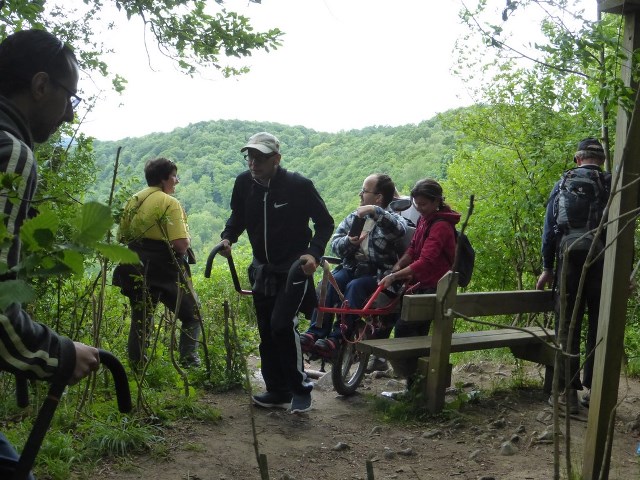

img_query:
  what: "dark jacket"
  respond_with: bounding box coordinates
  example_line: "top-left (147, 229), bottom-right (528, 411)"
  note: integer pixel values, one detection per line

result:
top-left (0, 96), bottom-right (76, 383)
top-left (221, 167), bottom-right (334, 265)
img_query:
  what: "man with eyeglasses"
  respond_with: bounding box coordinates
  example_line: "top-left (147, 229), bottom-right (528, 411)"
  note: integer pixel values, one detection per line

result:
top-left (218, 132), bottom-right (334, 413)
top-left (301, 174), bottom-right (407, 364)
top-left (0, 29), bottom-right (98, 478)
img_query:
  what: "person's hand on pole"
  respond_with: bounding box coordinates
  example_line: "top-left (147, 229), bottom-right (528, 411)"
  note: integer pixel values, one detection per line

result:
top-left (69, 342), bottom-right (100, 385)
top-left (299, 254), bottom-right (317, 276)
top-left (218, 239), bottom-right (232, 258)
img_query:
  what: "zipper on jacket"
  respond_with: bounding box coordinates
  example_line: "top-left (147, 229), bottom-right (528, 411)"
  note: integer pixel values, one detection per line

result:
top-left (263, 190), bottom-right (269, 263)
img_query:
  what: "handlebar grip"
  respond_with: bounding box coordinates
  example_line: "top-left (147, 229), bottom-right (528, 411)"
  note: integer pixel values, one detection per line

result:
top-left (205, 243), bottom-right (251, 295)
top-left (98, 350), bottom-right (132, 413)
top-left (205, 244), bottom-right (224, 278)
top-left (13, 350), bottom-right (131, 413)
top-left (322, 256), bottom-right (341, 265)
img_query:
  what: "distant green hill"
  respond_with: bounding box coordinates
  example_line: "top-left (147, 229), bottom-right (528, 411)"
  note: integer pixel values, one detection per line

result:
top-left (92, 114), bottom-right (459, 258)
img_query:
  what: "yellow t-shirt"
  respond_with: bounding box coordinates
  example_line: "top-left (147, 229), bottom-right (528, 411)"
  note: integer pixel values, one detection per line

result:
top-left (118, 186), bottom-right (189, 243)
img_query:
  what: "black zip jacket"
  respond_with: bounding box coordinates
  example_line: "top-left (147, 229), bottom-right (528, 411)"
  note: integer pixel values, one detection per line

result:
top-left (0, 96), bottom-right (76, 383)
top-left (221, 167), bottom-right (334, 266)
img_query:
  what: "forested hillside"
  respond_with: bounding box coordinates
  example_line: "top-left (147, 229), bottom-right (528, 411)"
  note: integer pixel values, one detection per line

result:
top-left (92, 116), bottom-right (458, 259)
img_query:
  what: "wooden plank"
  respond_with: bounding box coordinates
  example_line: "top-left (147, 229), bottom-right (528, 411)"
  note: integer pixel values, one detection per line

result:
top-left (400, 289), bottom-right (554, 324)
top-left (399, 293), bottom-right (437, 323)
top-left (426, 273), bottom-right (458, 413)
top-left (453, 290), bottom-right (555, 316)
top-left (598, 0), bottom-right (640, 14)
top-left (357, 327), bottom-right (553, 360)
top-left (583, 10), bottom-right (640, 480)
top-left (510, 343), bottom-right (556, 367)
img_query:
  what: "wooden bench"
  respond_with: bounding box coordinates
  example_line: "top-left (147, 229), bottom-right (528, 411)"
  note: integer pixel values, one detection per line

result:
top-left (357, 272), bottom-right (557, 413)
top-left (358, 326), bottom-right (554, 364)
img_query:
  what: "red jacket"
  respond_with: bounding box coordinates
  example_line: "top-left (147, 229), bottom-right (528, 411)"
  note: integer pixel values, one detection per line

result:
top-left (406, 206), bottom-right (461, 288)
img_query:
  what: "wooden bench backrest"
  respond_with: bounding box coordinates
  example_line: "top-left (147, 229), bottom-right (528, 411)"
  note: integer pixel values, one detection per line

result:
top-left (400, 289), bottom-right (555, 324)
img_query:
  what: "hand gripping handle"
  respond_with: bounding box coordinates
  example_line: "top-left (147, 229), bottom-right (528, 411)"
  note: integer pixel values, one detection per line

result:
top-left (12, 350), bottom-right (131, 480)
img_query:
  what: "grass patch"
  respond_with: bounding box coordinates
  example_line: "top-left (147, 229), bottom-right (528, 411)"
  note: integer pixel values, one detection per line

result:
top-left (183, 442), bottom-right (207, 452)
top-left (83, 418), bottom-right (163, 457)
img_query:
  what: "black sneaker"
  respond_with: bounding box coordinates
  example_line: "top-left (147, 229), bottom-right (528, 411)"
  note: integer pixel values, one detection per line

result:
top-left (290, 392), bottom-right (312, 413)
top-left (252, 391), bottom-right (292, 409)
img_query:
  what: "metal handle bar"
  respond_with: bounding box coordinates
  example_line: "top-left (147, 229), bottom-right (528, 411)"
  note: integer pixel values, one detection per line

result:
top-left (321, 256), bottom-right (341, 265)
top-left (12, 350), bottom-right (132, 480)
top-left (286, 258), bottom-right (305, 293)
top-left (204, 243), bottom-right (252, 295)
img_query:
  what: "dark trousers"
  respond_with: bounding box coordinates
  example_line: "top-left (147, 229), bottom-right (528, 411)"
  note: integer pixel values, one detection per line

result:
top-left (252, 271), bottom-right (313, 396)
top-left (126, 267), bottom-right (201, 364)
top-left (554, 252), bottom-right (603, 391)
top-left (0, 433), bottom-right (35, 480)
top-left (306, 267), bottom-right (379, 341)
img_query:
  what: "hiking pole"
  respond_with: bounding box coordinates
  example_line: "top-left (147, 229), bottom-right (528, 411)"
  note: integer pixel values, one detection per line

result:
top-left (12, 350), bottom-right (132, 480)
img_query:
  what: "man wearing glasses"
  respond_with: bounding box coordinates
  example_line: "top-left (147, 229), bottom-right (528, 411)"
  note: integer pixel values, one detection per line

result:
top-left (301, 174), bottom-right (407, 365)
top-left (0, 29), bottom-right (98, 478)
top-left (218, 132), bottom-right (334, 413)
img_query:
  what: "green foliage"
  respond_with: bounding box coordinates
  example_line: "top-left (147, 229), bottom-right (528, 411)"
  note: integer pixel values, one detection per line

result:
top-left (90, 118), bottom-right (460, 263)
top-left (5, 2), bottom-right (640, 473)
top-left (37, 430), bottom-right (79, 480)
top-left (0, 201), bottom-right (137, 310)
top-left (82, 418), bottom-right (163, 457)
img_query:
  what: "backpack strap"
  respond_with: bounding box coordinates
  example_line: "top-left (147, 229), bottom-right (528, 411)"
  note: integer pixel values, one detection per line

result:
top-left (423, 218), bottom-right (456, 265)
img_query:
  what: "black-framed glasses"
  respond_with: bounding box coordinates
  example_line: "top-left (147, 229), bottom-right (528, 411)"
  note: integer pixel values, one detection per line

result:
top-left (244, 151), bottom-right (276, 164)
top-left (360, 188), bottom-right (379, 195)
top-left (49, 77), bottom-right (82, 109)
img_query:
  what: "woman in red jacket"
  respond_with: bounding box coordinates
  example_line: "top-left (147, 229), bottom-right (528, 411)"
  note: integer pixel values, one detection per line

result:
top-left (379, 178), bottom-right (461, 337)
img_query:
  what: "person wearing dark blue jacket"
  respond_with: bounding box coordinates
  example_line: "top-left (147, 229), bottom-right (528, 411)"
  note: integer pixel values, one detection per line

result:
top-left (218, 132), bottom-right (334, 413)
top-left (536, 138), bottom-right (611, 413)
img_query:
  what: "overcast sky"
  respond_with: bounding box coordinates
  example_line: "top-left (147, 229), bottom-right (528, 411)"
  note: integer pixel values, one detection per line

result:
top-left (78, 0), bottom-right (595, 141)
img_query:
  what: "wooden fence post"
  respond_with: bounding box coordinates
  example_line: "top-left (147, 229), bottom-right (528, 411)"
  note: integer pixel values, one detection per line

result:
top-left (426, 271), bottom-right (458, 413)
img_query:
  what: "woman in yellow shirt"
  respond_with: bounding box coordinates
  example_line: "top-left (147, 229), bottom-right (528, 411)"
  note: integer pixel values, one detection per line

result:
top-left (114, 157), bottom-right (201, 369)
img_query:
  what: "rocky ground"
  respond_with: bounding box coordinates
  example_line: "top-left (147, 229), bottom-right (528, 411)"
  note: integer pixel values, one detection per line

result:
top-left (92, 356), bottom-right (640, 480)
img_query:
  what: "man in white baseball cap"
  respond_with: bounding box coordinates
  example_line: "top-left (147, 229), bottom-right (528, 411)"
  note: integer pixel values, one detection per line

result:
top-left (218, 131), bottom-right (334, 413)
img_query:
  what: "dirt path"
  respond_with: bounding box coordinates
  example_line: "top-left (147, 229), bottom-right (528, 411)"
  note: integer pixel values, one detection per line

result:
top-left (93, 357), bottom-right (640, 480)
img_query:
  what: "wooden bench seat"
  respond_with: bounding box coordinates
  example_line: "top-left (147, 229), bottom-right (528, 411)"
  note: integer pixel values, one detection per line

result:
top-left (362, 273), bottom-right (557, 413)
top-left (357, 326), bottom-right (555, 366)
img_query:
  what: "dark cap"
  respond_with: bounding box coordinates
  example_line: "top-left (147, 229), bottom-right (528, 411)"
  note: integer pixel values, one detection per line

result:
top-left (575, 137), bottom-right (604, 162)
top-left (577, 138), bottom-right (604, 154)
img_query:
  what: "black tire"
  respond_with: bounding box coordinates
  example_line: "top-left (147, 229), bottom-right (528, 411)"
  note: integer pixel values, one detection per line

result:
top-left (331, 336), bottom-right (370, 396)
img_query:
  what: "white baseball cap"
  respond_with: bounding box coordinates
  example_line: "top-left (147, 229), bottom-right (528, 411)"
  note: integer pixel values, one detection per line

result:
top-left (240, 132), bottom-right (280, 154)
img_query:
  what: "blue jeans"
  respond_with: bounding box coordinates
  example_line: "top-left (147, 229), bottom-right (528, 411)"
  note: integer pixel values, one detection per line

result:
top-left (305, 267), bottom-right (378, 341)
top-left (0, 432), bottom-right (35, 479)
